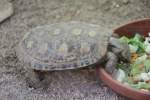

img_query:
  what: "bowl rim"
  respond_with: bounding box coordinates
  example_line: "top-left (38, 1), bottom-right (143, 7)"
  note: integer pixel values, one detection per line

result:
top-left (113, 18), bottom-right (150, 32)
top-left (97, 67), bottom-right (150, 95)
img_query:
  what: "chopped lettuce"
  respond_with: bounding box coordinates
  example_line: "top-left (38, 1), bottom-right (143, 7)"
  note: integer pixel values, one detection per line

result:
top-left (130, 55), bottom-right (147, 76)
top-left (129, 34), bottom-right (145, 54)
top-left (144, 38), bottom-right (150, 54)
top-left (119, 36), bottom-right (130, 43)
top-left (117, 63), bottom-right (131, 75)
top-left (129, 44), bottom-right (138, 53)
top-left (130, 62), bottom-right (141, 76)
top-left (132, 34), bottom-right (143, 41)
top-left (130, 82), bottom-right (150, 90)
top-left (116, 34), bottom-right (150, 91)
top-left (114, 69), bottom-right (126, 82)
top-left (123, 77), bottom-right (134, 84)
top-left (139, 73), bottom-right (150, 81)
top-left (119, 34), bottom-right (145, 54)
top-left (144, 60), bottom-right (150, 73)
top-left (145, 45), bottom-right (150, 54)
top-left (136, 54), bottom-right (147, 63)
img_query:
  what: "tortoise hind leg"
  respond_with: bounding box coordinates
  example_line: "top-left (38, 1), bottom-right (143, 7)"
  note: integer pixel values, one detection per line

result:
top-left (25, 69), bottom-right (48, 89)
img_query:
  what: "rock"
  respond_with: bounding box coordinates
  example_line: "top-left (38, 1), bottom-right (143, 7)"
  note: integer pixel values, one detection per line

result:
top-left (0, 0), bottom-right (14, 23)
top-left (112, 2), bottom-right (120, 8)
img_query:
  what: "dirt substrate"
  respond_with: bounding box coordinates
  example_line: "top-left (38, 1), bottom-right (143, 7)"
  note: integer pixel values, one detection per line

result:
top-left (0, 0), bottom-right (150, 100)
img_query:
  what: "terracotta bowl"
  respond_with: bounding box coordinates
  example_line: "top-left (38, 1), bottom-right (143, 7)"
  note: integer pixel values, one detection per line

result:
top-left (97, 18), bottom-right (150, 100)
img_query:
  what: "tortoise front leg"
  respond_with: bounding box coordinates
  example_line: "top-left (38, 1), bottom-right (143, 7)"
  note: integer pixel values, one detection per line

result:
top-left (105, 52), bottom-right (118, 75)
top-left (25, 69), bottom-right (48, 89)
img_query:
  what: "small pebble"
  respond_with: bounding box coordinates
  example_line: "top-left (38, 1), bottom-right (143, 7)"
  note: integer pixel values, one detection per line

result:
top-left (116, 4), bottom-right (120, 8)
top-left (28, 87), bottom-right (34, 91)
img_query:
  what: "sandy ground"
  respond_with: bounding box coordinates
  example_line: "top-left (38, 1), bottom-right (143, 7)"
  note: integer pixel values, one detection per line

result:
top-left (0, 0), bottom-right (150, 100)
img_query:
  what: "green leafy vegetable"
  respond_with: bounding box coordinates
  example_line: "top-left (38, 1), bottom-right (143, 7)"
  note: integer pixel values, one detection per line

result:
top-left (144, 60), bottom-right (150, 73)
top-left (117, 63), bottom-right (131, 75)
top-left (130, 82), bottom-right (150, 90)
top-left (129, 34), bottom-right (145, 54)
top-left (130, 62), bottom-right (141, 76)
top-left (119, 36), bottom-right (130, 43)
top-left (116, 34), bottom-right (150, 91)
top-left (119, 34), bottom-right (145, 54)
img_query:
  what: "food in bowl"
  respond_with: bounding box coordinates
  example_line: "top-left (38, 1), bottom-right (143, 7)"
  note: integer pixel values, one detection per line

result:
top-left (109, 33), bottom-right (150, 92)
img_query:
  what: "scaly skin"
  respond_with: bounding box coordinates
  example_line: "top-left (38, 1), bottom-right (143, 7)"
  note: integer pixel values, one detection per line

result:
top-left (105, 36), bottom-right (131, 75)
top-left (25, 68), bottom-right (52, 89)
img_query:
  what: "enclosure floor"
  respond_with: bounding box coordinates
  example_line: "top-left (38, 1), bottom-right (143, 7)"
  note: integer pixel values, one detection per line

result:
top-left (0, 0), bottom-right (150, 100)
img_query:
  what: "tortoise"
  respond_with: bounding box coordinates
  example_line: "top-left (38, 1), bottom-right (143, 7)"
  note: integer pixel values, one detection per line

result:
top-left (17, 21), bottom-right (131, 88)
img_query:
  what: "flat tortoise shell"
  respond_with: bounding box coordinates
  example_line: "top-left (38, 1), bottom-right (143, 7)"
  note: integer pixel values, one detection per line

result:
top-left (17, 21), bottom-right (112, 71)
